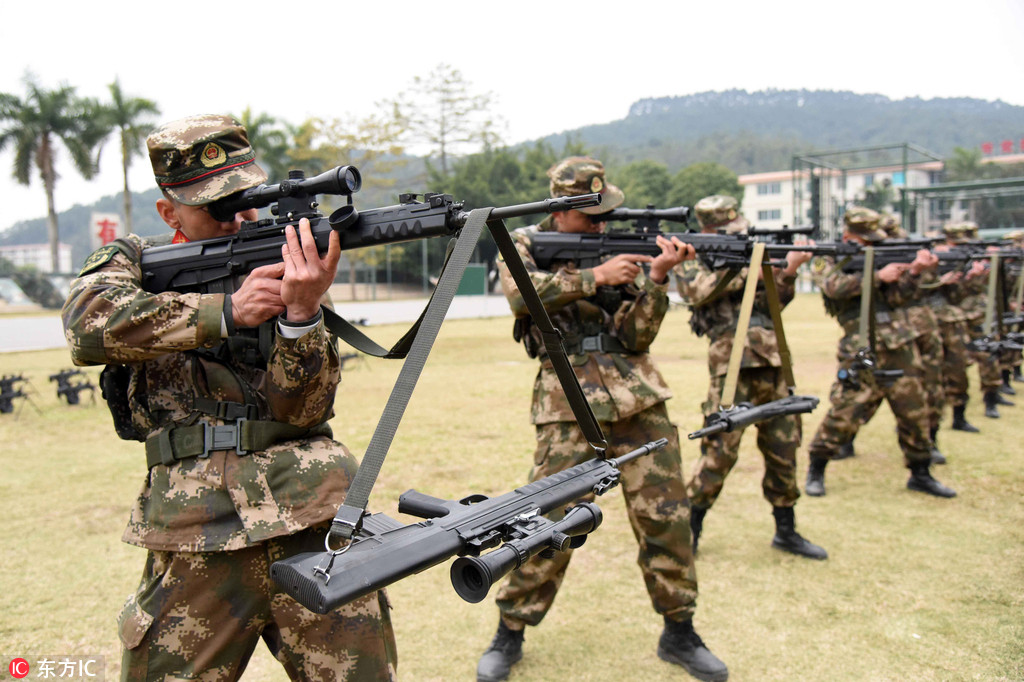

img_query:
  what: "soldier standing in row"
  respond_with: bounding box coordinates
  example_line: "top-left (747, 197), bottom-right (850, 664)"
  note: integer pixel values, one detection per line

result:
top-left (958, 221), bottom-right (1013, 418)
top-left (62, 115), bottom-right (397, 681)
top-left (933, 223), bottom-right (986, 433)
top-left (675, 195), bottom-right (826, 560)
top-left (475, 158), bottom-right (728, 682)
top-left (804, 208), bottom-right (956, 499)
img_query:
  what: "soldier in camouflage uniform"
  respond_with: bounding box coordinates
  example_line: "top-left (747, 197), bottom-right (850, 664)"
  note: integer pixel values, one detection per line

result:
top-left (475, 158), bottom-right (728, 682)
top-left (933, 223), bottom-right (986, 432)
top-left (674, 195), bottom-right (826, 561)
top-left (804, 207), bottom-right (956, 499)
top-left (881, 214), bottom-right (947, 464)
top-left (1002, 229), bottom-right (1024, 386)
top-left (956, 221), bottom-right (1011, 418)
top-left (62, 115), bottom-right (397, 682)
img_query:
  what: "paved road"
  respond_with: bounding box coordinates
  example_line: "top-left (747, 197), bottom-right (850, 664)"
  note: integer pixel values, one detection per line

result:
top-left (0, 294), bottom-right (515, 353)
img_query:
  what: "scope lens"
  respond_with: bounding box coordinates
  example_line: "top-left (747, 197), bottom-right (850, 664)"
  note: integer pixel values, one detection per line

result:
top-left (343, 168), bottom-right (362, 193)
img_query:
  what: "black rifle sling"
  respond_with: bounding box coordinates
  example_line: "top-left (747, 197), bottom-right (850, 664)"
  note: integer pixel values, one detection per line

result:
top-left (487, 220), bottom-right (608, 452)
top-left (329, 209), bottom-right (490, 541)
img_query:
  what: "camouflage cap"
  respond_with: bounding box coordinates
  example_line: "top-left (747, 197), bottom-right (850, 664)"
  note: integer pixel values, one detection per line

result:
top-left (147, 114), bottom-right (267, 206)
top-left (961, 220), bottom-right (980, 239)
top-left (843, 206), bottom-right (886, 242)
top-left (1004, 229), bottom-right (1024, 243)
top-left (942, 221), bottom-right (971, 244)
top-left (879, 213), bottom-right (907, 239)
top-left (694, 195), bottom-right (749, 234)
top-left (547, 156), bottom-right (624, 215)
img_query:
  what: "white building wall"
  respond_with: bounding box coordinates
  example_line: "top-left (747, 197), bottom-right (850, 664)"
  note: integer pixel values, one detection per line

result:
top-left (0, 243), bottom-right (73, 274)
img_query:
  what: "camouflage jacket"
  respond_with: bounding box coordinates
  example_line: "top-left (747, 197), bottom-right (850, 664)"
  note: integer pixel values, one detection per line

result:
top-left (62, 234), bottom-right (351, 553)
top-left (958, 270), bottom-right (989, 322)
top-left (498, 220), bottom-right (672, 425)
top-left (904, 270), bottom-right (941, 333)
top-left (674, 259), bottom-right (796, 377)
top-left (811, 256), bottom-right (921, 358)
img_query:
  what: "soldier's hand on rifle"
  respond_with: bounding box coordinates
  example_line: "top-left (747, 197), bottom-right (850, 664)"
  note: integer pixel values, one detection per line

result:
top-left (281, 218), bottom-right (342, 322)
top-left (940, 270), bottom-right (963, 285)
top-left (232, 262), bottom-right (287, 328)
top-left (909, 249), bottom-right (938, 275)
top-left (782, 240), bottom-right (814, 276)
top-left (649, 236), bottom-right (695, 284)
top-left (877, 262), bottom-right (906, 283)
top-left (594, 253), bottom-right (654, 287)
top-left (967, 260), bottom-right (988, 278)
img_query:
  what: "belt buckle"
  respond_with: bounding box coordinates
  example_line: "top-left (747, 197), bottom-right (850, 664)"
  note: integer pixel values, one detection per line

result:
top-left (581, 336), bottom-right (603, 353)
top-left (203, 420), bottom-right (246, 457)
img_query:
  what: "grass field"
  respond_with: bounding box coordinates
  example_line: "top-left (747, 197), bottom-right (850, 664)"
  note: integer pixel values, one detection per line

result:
top-left (1, 293), bottom-right (1021, 681)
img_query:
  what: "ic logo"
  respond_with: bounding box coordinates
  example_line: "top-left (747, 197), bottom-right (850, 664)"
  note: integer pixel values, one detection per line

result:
top-left (9, 658), bottom-right (30, 678)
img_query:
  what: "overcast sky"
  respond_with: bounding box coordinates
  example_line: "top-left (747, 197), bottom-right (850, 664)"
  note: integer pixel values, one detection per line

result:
top-left (3, 0), bottom-right (1024, 233)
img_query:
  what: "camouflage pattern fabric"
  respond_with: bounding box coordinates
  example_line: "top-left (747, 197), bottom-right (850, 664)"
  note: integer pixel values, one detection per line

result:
top-left (931, 275), bottom-right (972, 407)
top-left (63, 234), bottom-right (350, 552)
top-left (118, 524), bottom-right (397, 681)
top-left (807, 257), bottom-right (931, 464)
top-left (674, 258), bottom-right (801, 508)
top-left (905, 286), bottom-right (945, 431)
top-left (960, 274), bottom-right (1002, 390)
top-left (63, 234), bottom-right (396, 679)
top-left (687, 368), bottom-right (801, 509)
top-left (495, 222), bottom-right (696, 625)
top-left (499, 222), bottom-right (673, 425)
top-left (495, 404), bottom-right (697, 626)
top-left (546, 156), bottom-right (624, 215)
top-left (147, 114), bottom-right (267, 206)
top-left (693, 195), bottom-right (749, 234)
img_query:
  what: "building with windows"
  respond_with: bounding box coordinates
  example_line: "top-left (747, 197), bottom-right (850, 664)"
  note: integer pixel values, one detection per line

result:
top-left (738, 151), bottom-right (1024, 237)
top-left (0, 243), bottom-right (73, 274)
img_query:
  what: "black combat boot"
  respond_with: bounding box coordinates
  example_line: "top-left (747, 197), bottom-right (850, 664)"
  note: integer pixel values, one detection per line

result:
top-left (906, 461), bottom-right (957, 498)
top-left (805, 457), bottom-right (829, 497)
top-left (951, 404), bottom-right (980, 433)
top-left (983, 390), bottom-right (1001, 418)
top-left (834, 436), bottom-right (856, 460)
top-left (1000, 369), bottom-right (1017, 395)
top-left (477, 620), bottom-right (524, 682)
top-left (929, 425), bottom-right (946, 465)
top-left (994, 390), bottom-right (1014, 406)
top-left (689, 505), bottom-right (707, 554)
top-left (657, 617), bottom-right (729, 682)
top-left (1014, 366), bottom-right (1024, 383)
top-left (771, 506), bottom-right (828, 560)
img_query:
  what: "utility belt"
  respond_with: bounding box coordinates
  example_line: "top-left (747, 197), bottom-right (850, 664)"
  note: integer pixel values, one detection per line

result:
top-left (837, 304), bottom-right (897, 326)
top-left (144, 398), bottom-right (332, 468)
top-left (729, 311), bottom-right (775, 333)
top-left (924, 292), bottom-right (947, 309)
top-left (559, 333), bottom-right (640, 356)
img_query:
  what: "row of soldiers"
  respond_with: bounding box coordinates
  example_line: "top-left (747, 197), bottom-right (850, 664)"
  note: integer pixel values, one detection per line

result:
top-left (805, 212), bottom-right (1021, 497)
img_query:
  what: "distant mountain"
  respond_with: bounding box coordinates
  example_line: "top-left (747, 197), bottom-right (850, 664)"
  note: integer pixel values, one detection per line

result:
top-left (538, 89), bottom-right (1024, 174)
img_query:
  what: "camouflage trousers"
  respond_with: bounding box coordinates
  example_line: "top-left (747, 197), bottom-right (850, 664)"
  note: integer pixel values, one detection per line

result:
top-left (118, 524), bottom-right (398, 681)
top-left (912, 323), bottom-right (945, 430)
top-left (496, 403), bottom-right (697, 627)
top-left (967, 319), bottom-right (1002, 390)
top-left (808, 342), bottom-right (931, 466)
top-left (939, 320), bottom-right (970, 407)
top-left (687, 367), bottom-right (801, 510)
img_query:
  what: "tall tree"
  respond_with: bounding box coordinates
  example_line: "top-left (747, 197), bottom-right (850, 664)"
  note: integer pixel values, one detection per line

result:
top-left (237, 107), bottom-right (293, 180)
top-left (104, 78), bottom-right (159, 234)
top-left (385, 63), bottom-right (503, 177)
top-left (0, 74), bottom-right (107, 271)
top-left (944, 146), bottom-right (983, 182)
top-left (667, 162), bottom-right (744, 212)
top-left (615, 160), bottom-right (673, 208)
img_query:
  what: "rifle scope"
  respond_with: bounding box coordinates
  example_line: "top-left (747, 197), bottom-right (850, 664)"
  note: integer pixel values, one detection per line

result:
top-left (209, 165), bottom-right (362, 222)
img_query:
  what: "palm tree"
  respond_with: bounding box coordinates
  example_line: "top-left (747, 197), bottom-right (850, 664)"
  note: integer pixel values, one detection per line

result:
top-left (237, 107), bottom-right (292, 180)
top-left (104, 79), bottom-right (159, 234)
top-left (0, 74), bottom-right (108, 272)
